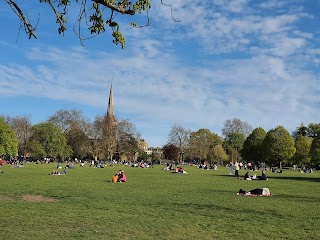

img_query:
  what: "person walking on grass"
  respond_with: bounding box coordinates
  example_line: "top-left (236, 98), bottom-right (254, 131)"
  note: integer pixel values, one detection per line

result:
top-left (234, 161), bottom-right (240, 179)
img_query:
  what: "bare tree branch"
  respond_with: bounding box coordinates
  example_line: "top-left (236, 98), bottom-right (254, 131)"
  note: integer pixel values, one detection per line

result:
top-left (4, 0), bottom-right (37, 39)
top-left (46, 0), bottom-right (67, 34)
top-left (161, 0), bottom-right (181, 22)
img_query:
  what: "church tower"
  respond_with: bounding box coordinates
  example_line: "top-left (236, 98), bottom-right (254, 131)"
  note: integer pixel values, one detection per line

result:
top-left (106, 83), bottom-right (117, 124)
top-left (104, 83), bottom-right (117, 160)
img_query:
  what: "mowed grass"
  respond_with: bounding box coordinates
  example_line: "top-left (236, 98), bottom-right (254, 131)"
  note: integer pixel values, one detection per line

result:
top-left (0, 163), bottom-right (319, 240)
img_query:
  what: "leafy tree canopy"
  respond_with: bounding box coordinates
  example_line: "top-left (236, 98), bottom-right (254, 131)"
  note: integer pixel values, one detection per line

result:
top-left (291, 135), bottom-right (312, 165)
top-left (310, 136), bottom-right (320, 166)
top-left (292, 122), bottom-right (320, 139)
top-left (28, 122), bottom-right (72, 159)
top-left (241, 127), bottom-right (266, 163)
top-left (162, 143), bottom-right (179, 161)
top-left (263, 126), bottom-right (295, 167)
top-left (0, 117), bottom-right (19, 157)
top-left (188, 128), bottom-right (222, 162)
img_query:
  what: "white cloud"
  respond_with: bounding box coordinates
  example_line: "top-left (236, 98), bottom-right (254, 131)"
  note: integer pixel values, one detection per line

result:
top-left (1, 1), bottom-right (320, 146)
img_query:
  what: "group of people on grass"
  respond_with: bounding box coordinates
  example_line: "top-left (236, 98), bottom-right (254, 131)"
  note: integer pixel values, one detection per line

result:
top-left (50, 169), bottom-right (67, 175)
top-left (162, 163), bottom-right (188, 174)
top-left (243, 170), bottom-right (268, 180)
top-left (111, 170), bottom-right (127, 182)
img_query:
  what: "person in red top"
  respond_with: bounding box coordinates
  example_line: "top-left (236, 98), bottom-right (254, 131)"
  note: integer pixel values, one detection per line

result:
top-left (118, 170), bottom-right (127, 182)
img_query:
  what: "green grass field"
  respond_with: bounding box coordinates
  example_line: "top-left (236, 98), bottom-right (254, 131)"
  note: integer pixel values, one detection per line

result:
top-left (0, 163), bottom-right (319, 240)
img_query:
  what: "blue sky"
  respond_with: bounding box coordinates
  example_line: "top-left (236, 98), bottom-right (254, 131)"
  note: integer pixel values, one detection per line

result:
top-left (0, 0), bottom-right (320, 147)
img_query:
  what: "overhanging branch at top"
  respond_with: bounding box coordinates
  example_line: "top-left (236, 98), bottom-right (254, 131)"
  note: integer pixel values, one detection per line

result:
top-left (4, 0), bottom-right (37, 39)
top-left (92, 0), bottom-right (135, 15)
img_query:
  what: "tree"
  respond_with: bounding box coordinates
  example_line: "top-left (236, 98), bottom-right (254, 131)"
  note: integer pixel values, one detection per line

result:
top-left (4, 1), bottom-right (178, 48)
top-left (188, 128), bottom-right (222, 162)
top-left (292, 122), bottom-right (309, 140)
top-left (28, 122), bottom-right (72, 159)
top-left (162, 143), bottom-right (179, 161)
top-left (241, 127), bottom-right (266, 163)
top-left (48, 109), bottom-right (87, 133)
top-left (224, 132), bottom-right (245, 163)
top-left (310, 136), bottom-right (320, 167)
top-left (263, 126), bottom-right (296, 168)
top-left (48, 109), bottom-right (89, 159)
top-left (307, 123), bottom-right (320, 138)
top-left (290, 135), bottom-right (312, 166)
top-left (150, 152), bottom-right (161, 164)
top-left (208, 144), bottom-right (228, 164)
top-left (116, 119), bottom-right (139, 160)
top-left (117, 132), bottom-right (138, 160)
top-left (65, 124), bottom-right (88, 159)
top-left (222, 118), bottom-right (253, 138)
top-left (137, 150), bottom-right (149, 162)
top-left (0, 117), bottom-right (19, 157)
top-left (167, 124), bottom-right (191, 163)
top-left (2, 115), bottom-right (32, 158)
top-left (292, 122), bottom-right (320, 139)
top-left (83, 116), bottom-right (105, 161)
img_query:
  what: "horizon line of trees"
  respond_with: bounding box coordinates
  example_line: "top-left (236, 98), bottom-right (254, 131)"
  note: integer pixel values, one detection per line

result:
top-left (1, 111), bottom-right (320, 168)
top-left (0, 109), bottom-right (159, 162)
top-left (163, 120), bottom-right (320, 169)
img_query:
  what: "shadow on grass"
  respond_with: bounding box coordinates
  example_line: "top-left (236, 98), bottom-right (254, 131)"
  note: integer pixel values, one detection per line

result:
top-left (171, 201), bottom-right (286, 218)
top-left (214, 174), bottom-right (320, 183)
top-left (268, 176), bottom-right (320, 183)
top-left (274, 193), bottom-right (320, 203)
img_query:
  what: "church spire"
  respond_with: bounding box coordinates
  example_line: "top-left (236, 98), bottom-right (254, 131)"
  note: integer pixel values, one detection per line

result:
top-left (107, 83), bottom-right (115, 119)
top-left (104, 83), bottom-right (117, 161)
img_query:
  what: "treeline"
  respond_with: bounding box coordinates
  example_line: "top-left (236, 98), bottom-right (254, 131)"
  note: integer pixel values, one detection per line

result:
top-left (0, 109), bottom-right (149, 162)
top-left (163, 120), bottom-right (320, 168)
top-left (1, 111), bottom-right (320, 168)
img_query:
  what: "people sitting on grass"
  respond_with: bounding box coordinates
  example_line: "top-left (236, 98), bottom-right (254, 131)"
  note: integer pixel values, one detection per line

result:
top-left (163, 163), bottom-right (174, 171)
top-left (257, 170), bottom-right (268, 180)
top-left (244, 171), bottom-right (251, 180)
top-left (57, 162), bottom-right (61, 169)
top-left (116, 170), bottom-right (127, 182)
top-left (65, 163), bottom-right (74, 169)
top-left (237, 188), bottom-right (272, 196)
top-left (50, 169), bottom-right (66, 175)
top-left (244, 170), bottom-right (268, 180)
top-left (11, 163), bottom-right (24, 168)
top-left (111, 174), bottom-right (118, 183)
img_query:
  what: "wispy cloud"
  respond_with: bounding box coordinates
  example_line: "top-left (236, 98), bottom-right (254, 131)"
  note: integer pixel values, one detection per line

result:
top-left (0, 0), bottom-right (319, 146)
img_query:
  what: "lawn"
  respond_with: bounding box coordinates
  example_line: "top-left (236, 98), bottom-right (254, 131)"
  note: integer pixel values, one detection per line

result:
top-left (0, 163), bottom-right (319, 240)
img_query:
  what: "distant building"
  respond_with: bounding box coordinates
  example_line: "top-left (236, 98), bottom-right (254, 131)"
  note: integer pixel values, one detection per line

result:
top-left (138, 139), bottom-right (148, 151)
top-left (148, 147), bottom-right (163, 158)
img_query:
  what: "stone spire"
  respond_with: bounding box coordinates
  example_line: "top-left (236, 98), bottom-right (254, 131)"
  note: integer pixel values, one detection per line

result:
top-left (107, 83), bottom-right (115, 118)
top-left (104, 83), bottom-right (117, 160)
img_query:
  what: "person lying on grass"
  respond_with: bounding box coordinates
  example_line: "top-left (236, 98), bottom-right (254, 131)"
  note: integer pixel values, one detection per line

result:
top-left (173, 167), bottom-right (188, 174)
top-left (237, 188), bottom-right (272, 196)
